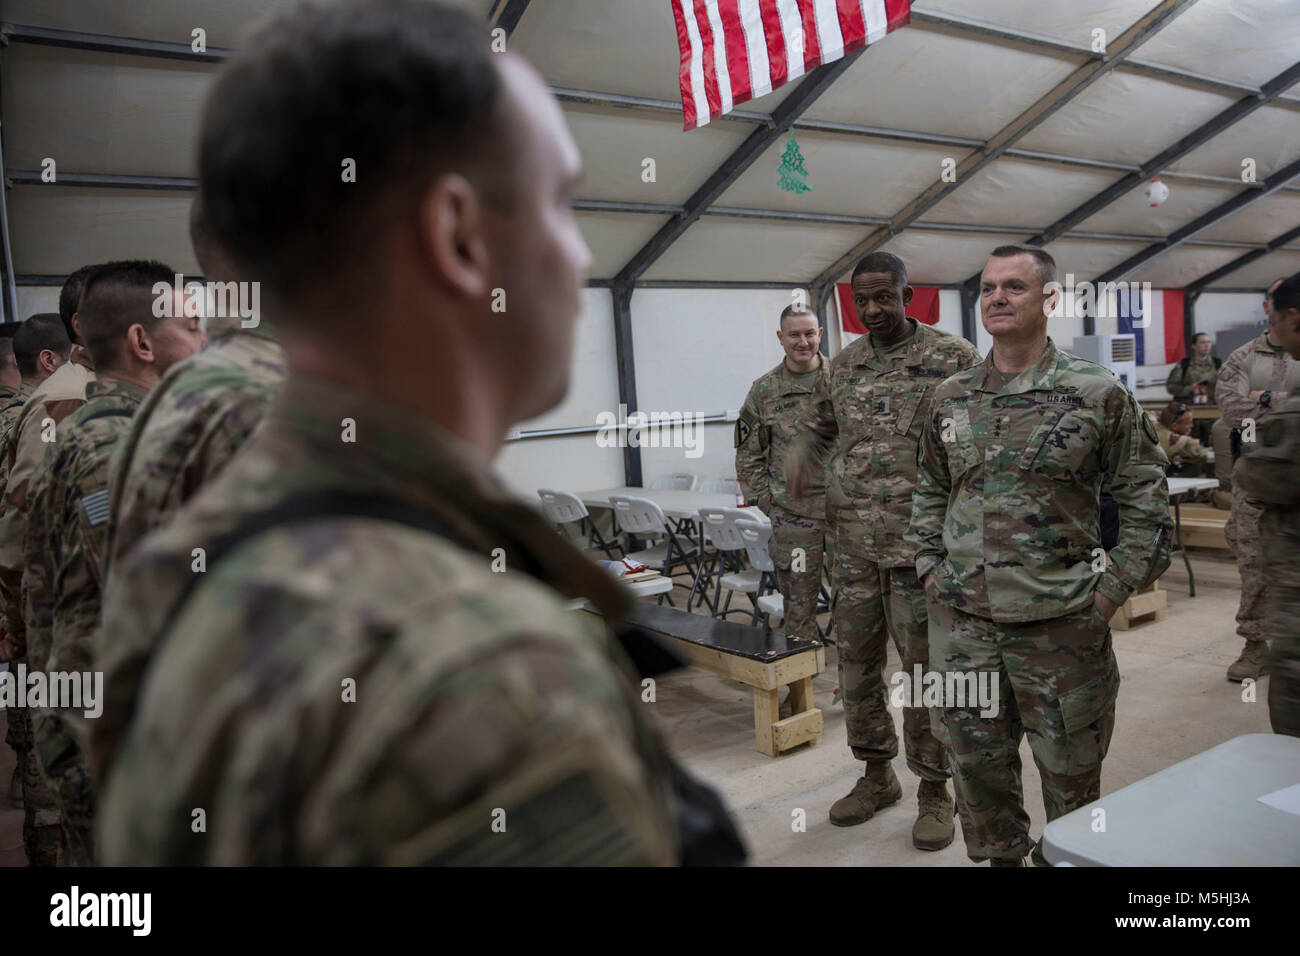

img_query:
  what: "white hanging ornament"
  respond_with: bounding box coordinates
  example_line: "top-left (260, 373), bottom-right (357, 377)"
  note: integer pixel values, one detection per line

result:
top-left (1144, 178), bottom-right (1169, 207)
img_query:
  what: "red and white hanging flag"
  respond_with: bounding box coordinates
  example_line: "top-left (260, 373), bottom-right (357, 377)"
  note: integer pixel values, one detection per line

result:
top-left (671, 1), bottom-right (911, 130)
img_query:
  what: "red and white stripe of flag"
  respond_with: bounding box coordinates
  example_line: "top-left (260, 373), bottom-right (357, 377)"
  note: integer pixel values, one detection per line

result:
top-left (672, 0), bottom-right (911, 130)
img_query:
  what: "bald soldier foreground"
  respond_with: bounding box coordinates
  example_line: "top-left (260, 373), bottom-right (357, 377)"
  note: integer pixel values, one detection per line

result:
top-left (788, 252), bottom-right (981, 851)
top-left (23, 261), bottom-right (204, 865)
top-left (0, 268), bottom-right (97, 865)
top-left (1235, 272), bottom-right (1300, 737)
top-left (907, 245), bottom-right (1171, 866)
top-left (1217, 276), bottom-right (1300, 682)
top-left (104, 200), bottom-right (286, 578)
top-left (735, 303), bottom-right (829, 643)
top-left (93, 0), bottom-right (741, 866)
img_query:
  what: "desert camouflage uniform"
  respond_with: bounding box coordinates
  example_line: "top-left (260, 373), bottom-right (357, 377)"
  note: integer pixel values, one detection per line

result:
top-left (1165, 356), bottom-right (1220, 403)
top-left (104, 313), bottom-right (285, 577)
top-left (907, 338), bottom-right (1171, 862)
top-left (23, 379), bottom-right (144, 865)
top-left (0, 345), bottom-right (94, 865)
top-left (736, 358), bottom-right (829, 640)
top-left (1235, 394), bottom-right (1300, 737)
top-left (792, 319), bottom-right (981, 780)
top-left (1217, 334), bottom-right (1300, 645)
top-left (0, 382), bottom-right (32, 798)
top-left (95, 375), bottom-right (694, 865)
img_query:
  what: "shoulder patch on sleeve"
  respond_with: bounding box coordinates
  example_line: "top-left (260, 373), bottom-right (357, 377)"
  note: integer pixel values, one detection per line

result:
top-left (735, 408), bottom-right (757, 449)
top-left (1140, 409), bottom-right (1159, 447)
top-left (80, 488), bottom-right (110, 527)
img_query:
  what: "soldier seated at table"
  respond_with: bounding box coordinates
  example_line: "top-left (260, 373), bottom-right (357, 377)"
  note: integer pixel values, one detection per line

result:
top-left (1154, 400), bottom-right (1211, 479)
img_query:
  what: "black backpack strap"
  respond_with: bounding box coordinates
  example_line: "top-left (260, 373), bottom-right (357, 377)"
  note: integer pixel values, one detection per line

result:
top-left (1180, 357), bottom-right (1191, 373)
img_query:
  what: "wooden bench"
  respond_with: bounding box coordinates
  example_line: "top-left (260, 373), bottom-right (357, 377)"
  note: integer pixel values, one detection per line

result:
top-left (1172, 503), bottom-right (1229, 550)
top-left (1112, 580), bottom-right (1166, 630)
top-left (616, 604), bottom-right (825, 757)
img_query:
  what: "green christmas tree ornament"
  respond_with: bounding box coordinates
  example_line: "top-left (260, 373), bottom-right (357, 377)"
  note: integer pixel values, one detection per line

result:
top-left (777, 132), bottom-right (813, 194)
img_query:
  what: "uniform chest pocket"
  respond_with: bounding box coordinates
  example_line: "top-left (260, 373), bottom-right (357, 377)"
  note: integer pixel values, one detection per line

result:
top-left (944, 404), bottom-right (982, 480)
top-left (1018, 407), bottom-right (1096, 481)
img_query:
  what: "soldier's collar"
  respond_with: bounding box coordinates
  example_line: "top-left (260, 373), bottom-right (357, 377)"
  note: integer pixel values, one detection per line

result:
top-left (774, 355), bottom-right (825, 390)
top-left (973, 338), bottom-right (1059, 394)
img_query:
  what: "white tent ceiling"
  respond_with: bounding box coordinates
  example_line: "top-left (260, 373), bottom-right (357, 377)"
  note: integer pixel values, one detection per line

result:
top-left (1, 0), bottom-right (1299, 305)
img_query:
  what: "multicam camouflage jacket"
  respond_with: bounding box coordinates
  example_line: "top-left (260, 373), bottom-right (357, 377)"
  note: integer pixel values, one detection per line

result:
top-left (0, 347), bottom-right (95, 650)
top-left (94, 374), bottom-right (689, 865)
top-left (791, 320), bottom-right (981, 565)
top-left (907, 338), bottom-right (1172, 624)
top-left (1165, 356), bottom-right (1219, 402)
top-left (735, 358), bottom-right (829, 519)
top-left (23, 379), bottom-right (145, 674)
top-left (1217, 332), bottom-right (1300, 428)
top-left (105, 318), bottom-right (285, 576)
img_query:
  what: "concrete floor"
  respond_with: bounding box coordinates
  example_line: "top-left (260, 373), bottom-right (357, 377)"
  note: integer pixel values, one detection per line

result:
top-left (0, 546), bottom-right (1271, 867)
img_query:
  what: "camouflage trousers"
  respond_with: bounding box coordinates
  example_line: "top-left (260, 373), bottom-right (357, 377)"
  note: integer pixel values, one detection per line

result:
top-left (1262, 521), bottom-right (1300, 738)
top-left (833, 553), bottom-right (947, 781)
top-left (6, 659), bottom-right (63, 866)
top-left (768, 507), bottom-right (828, 642)
top-left (928, 601), bottom-right (1118, 863)
top-left (32, 709), bottom-right (95, 866)
top-left (1225, 487), bottom-right (1267, 642)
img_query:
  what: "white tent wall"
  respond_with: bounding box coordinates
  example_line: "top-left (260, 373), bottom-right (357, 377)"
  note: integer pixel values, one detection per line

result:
top-left (494, 288), bottom-right (624, 498)
top-left (15, 286), bottom-right (58, 318)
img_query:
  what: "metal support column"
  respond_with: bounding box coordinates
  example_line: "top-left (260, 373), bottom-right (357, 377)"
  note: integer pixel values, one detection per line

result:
top-left (0, 122), bottom-right (18, 324)
top-left (610, 283), bottom-right (642, 487)
top-left (959, 285), bottom-right (979, 345)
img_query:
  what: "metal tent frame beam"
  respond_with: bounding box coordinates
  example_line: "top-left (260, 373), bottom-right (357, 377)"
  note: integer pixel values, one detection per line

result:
top-left (613, 49), bottom-right (866, 284)
top-left (1185, 222), bottom-right (1300, 293)
top-left (957, 56), bottom-right (1300, 287)
top-left (488, 0), bottom-right (532, 36)
top-left (1093, 155), bottom-right (1300, 286)
top-left (811, 0), bottom-right (1197, 292)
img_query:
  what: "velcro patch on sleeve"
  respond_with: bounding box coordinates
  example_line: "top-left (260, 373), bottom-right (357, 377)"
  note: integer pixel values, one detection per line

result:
top-left (80, 488), bottom-right (110, 527)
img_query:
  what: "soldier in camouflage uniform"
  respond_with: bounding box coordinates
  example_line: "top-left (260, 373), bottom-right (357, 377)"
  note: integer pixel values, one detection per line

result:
top-left (94, 0), bottom-right (738, 866)
top-left (735, 304), bottom-right (829, 642)
top-left (0, 271), bottom-right (97, 866)
top-left (1165, 333), bottom-right (1220, 403)
top-left (0, 333), bottom-right (19, 406)
top-left (104, 199), bottom-right (286, 580)
top-left (23, 260), bottom-right (203, 865)
top-left (907, 246), bottom-right (1171, 866)
top-left (0, 314), bottom-right (71, 808)
top-left (1235, 271), bottom-right (1300, 737)
top-left (788, 252), bottom-right (981, 851)
top-left (1217, 277), bottom-right (1300, 682)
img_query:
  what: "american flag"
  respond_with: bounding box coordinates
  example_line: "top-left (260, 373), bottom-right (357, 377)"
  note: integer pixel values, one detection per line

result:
top-left (671, 1), bottom-right (912, 130)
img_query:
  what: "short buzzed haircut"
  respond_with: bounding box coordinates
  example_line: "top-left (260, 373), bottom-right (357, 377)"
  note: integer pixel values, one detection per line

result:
top-left (198, 0), bottom-right (511, 310)
top-left (1266, 276), bottom-right (1287, 301)
top-left (988, 244), bottom-right (1057, 286)
top-left (13, 313), bottom-right (71, 377)
top-left (59, 264), bottom-right (101, 342)
top-left (1272, 272), bottom-right (1300, 313)
top-left (1192, 332), bottom-right (1211, 344)
top-left (851, 252), bottom-right (908, 287)
top-left (77, 260), bottom-right (177, 373)
top-left (779, 304), bottom-right (816, 328)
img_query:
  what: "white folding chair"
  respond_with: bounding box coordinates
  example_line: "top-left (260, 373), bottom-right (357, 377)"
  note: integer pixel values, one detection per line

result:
top-left (698, 477), bottom-right (740, 496)
top-left (537, 489), bottom-right (621, 559)
top-left (728, 516), bottom-right (780, 626)
top-left (736, 517), bottom-right (786, 632)
top-left (648, 473), bottom-right (697, 491)
top-left (609, 495), bottom-right (698, 604)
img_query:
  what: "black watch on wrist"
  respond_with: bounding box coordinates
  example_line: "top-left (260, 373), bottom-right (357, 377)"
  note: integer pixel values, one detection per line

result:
top-left (1260, 390), bottom-right (1272, 408)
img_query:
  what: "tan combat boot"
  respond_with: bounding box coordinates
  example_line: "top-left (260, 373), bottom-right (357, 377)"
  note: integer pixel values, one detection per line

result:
top-left (1226, 640), bottom-right (1270, 682)
top-left (829, 761), bottom-right (902, 826)
top-left (912, 779), bottom-right (955, 850)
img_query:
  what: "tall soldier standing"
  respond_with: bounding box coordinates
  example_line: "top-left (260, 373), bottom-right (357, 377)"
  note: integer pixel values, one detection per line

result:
top-left (1235, 271), bottom-right (1300, 737)
top-left (736, 304), bottom-right (829, 642)
top-left (907, 245), bottom-right (1171, 866)
top-left (788, 253), bottom-right (980, 851)
top-left (1216, 277), bottom-right (1300, 682)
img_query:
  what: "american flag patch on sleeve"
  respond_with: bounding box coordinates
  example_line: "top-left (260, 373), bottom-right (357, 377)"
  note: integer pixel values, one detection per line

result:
top-left (80, 488), bottom-right (110, 527)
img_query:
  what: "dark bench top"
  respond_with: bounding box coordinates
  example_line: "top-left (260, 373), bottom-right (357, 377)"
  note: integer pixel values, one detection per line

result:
top-left (605, 604), bottom-right (821, 663)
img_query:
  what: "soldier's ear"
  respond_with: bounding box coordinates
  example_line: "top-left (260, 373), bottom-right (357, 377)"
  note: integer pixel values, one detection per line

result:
top-left (902, 285), bottom-right (914, 305)
top-left (126, 323), bottom-right (154, 363)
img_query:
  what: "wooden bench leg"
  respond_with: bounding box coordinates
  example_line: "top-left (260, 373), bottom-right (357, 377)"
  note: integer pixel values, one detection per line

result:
top-left (785, 676), bottom-right (819, 748)
top-left (753, 687), bottom-right (779, 756)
